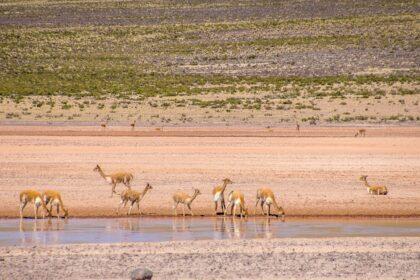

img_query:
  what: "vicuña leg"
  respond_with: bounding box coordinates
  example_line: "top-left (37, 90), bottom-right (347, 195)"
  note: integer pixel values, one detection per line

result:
top-left (110, 183), bottom-right (116, 197)
top-left (254, 198), bottom-right (260, 215)
top-left (173, 202), bottom-right (178, 216)
top-left (187, 204), bottom-right (193, 216)
top-left (20, 201), bottom-right (27, 219)
top-left (224, 201), bottom-right (231, 216)
top-left (221, 197), bottom-right (226, 213)
top-left (56, 204), bottom-right (60, 219)
top-left (260, 200), bottom-right (265, 215)
top-left (34, 203), bottom-right (39, 220)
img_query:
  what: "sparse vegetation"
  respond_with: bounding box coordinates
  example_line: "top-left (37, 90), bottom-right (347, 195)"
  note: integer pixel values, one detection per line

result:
top-left (0, 0), bottom-right (418, 125)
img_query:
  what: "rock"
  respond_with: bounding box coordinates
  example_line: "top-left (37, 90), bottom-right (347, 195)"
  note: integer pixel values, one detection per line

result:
top-left (131, 268), bottom-right (153, 280)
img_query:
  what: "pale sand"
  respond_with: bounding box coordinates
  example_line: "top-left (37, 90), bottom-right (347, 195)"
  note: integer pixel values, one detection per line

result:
top-left (0, 127), bottom-right (419, 217)
top-left (1, 237), bottom-right (419, 279)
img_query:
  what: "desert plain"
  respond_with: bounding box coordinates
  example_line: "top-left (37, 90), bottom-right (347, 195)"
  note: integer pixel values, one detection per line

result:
top-left (0, 126), bottom-right (419, 218)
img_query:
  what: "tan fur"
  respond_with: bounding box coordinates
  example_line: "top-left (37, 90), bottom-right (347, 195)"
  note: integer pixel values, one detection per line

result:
top-left (255, 187), bottom-right (285, 217)
top-left (100, 116), bottom-right (109, 129)
top-left (360, 175), bottom-right (388, 195)
top-left (19, 190), bottom-right (51, 219)
top-left (42, 190), bottom-right (69, 218)
top-left (355, 129), bottom-right (366, 137)
top-left (173, 188), bottom-right (201, 216)
top-left (116, 183), bottom-right (153, 215)
top-left (93, 164), bottom-right (134, 197)
top-left (224, 190), bottom-right (248, 218)
top-left (130, 119), bottom-right (136, 130)
top-left (212, 178), bottom-right (233, 215)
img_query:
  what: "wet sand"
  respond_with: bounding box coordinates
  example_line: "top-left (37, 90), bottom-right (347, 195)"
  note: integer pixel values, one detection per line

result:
top-left (0, 126), bottom-right (419, 217)
top-left (1, 237), bottom-right (419, 279)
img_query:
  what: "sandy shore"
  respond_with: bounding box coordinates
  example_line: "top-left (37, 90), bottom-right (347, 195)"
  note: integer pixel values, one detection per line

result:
top-left (0, 237), bottom-right (419, 279)
top-left (0, 126), bottom-right (419, 218)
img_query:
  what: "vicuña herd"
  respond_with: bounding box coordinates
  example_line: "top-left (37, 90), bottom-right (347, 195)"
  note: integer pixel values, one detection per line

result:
top-left (18, 164), bottom-right (388, 219)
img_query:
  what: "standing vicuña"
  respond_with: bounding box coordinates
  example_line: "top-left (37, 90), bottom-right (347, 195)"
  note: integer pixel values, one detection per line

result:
top-left (100, 116), bottom-right (109, 129)
top-left (173, 188), bottom-right (201, 216)
top-left (116, 183), bottom-right (153, 215)
top-left (212, 178), bottom-right (233, 215)
top-left (19, 190), bottom-right (51, 219)
top-left (354, 129), bottom-right (366, 137)
top-left (42, 190), bottom-right (69, 219)
top-left (224, 190), bottom-right (248, 218)
top-left (130, 120), bottom-right (136, 130)
top-left (93, 164), bottom-right (134, 197)
top-left (360, 175), bottom-right (388, 195)
top-left (255, 187), bottom-right (285, 217)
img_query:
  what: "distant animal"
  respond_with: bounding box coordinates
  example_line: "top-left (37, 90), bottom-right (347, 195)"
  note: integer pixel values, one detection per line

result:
top-left (100, 118), bottom-right (109, 129)
top-left (130, 115), bottom-right (140, 130)
top-left (212, 178), bottom-right (233, 215)
top-left (360, 175), bottom-right (388, 195)
top-left (130, 120), bottom-right (136, 130)
top-left (309, 119), bottom-right (317, 125)
top-left (93, 164), bottom-right (134, 197)
top-left (19, 190), bottom-right (51, 219)
top-left (224, 190), bottom-right (248, 218)
top-left (255, 187), bottom-right (285, 217)
top-left (354, 129), bottom-right (366, 137)
top-left (42, 190), bottom-right (69, 219)
top-left (296, 123), bottom-right (300, 131)
top-left (173, 188), bottom-right (201, 216)
top-left (116, 183), bottom-right (153, 215)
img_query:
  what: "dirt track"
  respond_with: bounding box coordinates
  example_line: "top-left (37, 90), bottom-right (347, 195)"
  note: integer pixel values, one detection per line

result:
top-left (0, 126), bottom-right (419, 217)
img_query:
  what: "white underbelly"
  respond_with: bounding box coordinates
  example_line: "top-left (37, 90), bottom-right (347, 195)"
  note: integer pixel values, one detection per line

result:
top-left (35, 197), bottom-right (42, 206)
top-left (214, 192), bottom-right (222, 202)
top-left (265, 197), bottom-right (273, 205)
top-left (234, 199), bottom-right (241, 205)
top-left (105, 177), bottom-right (113, 184)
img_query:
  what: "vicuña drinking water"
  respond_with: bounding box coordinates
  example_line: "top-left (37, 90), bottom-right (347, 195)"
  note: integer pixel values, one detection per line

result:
top-left (255, 187), bottom-right (285, 218)
top-left (225, 190), bottom-right (248, 218)
top-left (42, 190), bottom-right (69, 219)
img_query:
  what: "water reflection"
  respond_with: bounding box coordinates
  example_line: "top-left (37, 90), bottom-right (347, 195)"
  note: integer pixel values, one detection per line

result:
top-left (18, 218), bottom-right (68, 245)
top-left (19, 218), bottom-right (67, 232)
top-left (172, 216), bottom-right (192, 232)
top-left (254, 217), bottom-right (273, 239)
top-left (2, 217), bottom-right (419, 247)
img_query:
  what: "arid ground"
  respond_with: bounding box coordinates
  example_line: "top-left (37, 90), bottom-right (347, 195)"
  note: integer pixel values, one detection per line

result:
top-left (0, 127), bottom-right (419, 218)
top-left (1, 237), bottom-right (419, 279)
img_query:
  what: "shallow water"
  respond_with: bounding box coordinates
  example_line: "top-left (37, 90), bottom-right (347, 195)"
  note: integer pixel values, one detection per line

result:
top-left (1, 217), bottom-right (419, 246)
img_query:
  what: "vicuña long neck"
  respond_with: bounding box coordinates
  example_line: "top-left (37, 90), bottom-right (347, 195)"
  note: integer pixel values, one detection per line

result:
top-left (141, 187), bottom-right (150, 198)
top-left (189, 192), bottom-right (199, 204)
top-left (97, 166), bottom-right (107, 179)
top-left (363, 179), bottom-right (370, 188)
top-left (221, 181), bottom-right (229, 192)
top-left (59, 197), bottom-right (67, 211)
top-left (272, 197), bottom-right (281, 211)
